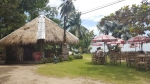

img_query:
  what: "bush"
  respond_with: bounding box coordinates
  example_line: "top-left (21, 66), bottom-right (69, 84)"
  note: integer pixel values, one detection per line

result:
top-left (74, 55), bottom-right (79, 59)
top-left (39, 58), bottom-right (47, 64)
top-left (79, 56), bottom-right (83, 59)
top-left (68, 55), bottom-right (74, 61)
top-left (59, 55), bottom-right (64, 62)
top-left (47, 57), bottom-right (52, 63)
top-left (73, 54), bottom-right (83, 59)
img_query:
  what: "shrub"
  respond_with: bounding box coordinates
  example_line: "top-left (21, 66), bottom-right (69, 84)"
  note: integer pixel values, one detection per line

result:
top-left (39, 58), bottom-right (47, 64)
top-left (73, 54), bottom-right (83, 59)
top-left (47, 57), bottom-right (52, 63)
top-left (79, 55), bottom-right (83, 59)
top-left (68, 55), bottom-right (74, 61)
top-left (59, 55), bottom-right (64, 62)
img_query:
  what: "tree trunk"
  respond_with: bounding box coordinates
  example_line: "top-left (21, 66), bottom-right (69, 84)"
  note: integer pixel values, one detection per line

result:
top-left (64, 16), bottom-right (67, 43)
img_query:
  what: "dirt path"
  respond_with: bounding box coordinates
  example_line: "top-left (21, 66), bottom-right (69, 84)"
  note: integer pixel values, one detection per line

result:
top-left (0, 64), bottom-right (105, 84)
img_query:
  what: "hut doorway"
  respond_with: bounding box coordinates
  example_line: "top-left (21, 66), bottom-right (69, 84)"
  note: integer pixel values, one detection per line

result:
top-left (5, 45), bottom-right (34, 61)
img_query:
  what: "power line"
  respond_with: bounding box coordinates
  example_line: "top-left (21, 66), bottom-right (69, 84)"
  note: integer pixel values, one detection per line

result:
top-left (81, 0), bottom-right (126, 15)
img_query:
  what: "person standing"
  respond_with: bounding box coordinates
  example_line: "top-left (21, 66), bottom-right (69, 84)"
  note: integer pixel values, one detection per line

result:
top-left (19, 46), bottom-right (24, 62)
top-left (54, 54), bottom-right (57, 64)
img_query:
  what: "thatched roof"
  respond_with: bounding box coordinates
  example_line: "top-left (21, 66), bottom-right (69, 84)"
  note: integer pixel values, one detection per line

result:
top-left (0, 15), bottom-right (79, 46)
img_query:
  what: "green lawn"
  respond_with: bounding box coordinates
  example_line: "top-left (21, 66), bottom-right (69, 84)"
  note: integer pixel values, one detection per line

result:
top-left (36, 54), bottom-right (150, 84)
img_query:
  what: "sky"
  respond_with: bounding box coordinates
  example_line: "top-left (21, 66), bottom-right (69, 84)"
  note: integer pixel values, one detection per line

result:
top-left (49, 0), bottom-right (143, 35)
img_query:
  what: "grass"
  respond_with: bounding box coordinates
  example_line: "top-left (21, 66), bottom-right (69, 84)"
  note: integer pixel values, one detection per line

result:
top-left (36, 54), bottom-right (150, 84)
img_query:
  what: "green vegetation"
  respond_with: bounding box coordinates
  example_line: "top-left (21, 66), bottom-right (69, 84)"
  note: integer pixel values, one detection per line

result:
top-left (39, 54), bottom-right (83, 64)
top-left (97, 2), bottom-right (150, 39)
top-left (0, 0), bottom-right (49, 38)
top-left (37, 54), bottom-right (150, 84)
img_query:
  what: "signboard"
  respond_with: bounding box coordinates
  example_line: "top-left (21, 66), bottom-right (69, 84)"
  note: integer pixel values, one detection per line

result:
top-left (32, 52), bottom-right (41, 61)
top-left (62, 45), bottom-right (69, 60)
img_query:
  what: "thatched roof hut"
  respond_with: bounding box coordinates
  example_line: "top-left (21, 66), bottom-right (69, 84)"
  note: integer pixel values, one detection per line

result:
top-left (0, 15), bottom-right (79, 46)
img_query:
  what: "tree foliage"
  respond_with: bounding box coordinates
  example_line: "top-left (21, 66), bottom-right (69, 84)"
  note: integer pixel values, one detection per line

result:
top-left (19, 0), bottom-right (49, 20)
top-left (0, 0), bottom-right (49, 38)
top-left (97, 2), bottom-right (150, 40)
top-left (59, 0), bottom-right (75, 18)
top-left (71, 30), bottom-right (95, 53)
top-left (0, 0), bottom-right (26, 37)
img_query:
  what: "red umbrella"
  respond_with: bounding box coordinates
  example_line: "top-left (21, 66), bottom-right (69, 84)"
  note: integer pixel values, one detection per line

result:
top-left (127, 35), bottom-right (150, 43)
top-left (91, 43), bottom-right (103, 46)
top-left (92, 35), bottom-right (117, 43)
top-left (127, 35), bottom-right (150, 51)
top-left (92, 35), bottom-right (117, 53)
top-left (107, 38), bottom-right (125, 44)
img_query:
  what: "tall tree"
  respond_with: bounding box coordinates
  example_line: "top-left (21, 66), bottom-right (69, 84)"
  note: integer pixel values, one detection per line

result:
top-left (59, 0), bottom-right (75, 43)
top-left (67, 12), bottom-right (86, 39)
top-left (80, 30), bottom-right (95, 53)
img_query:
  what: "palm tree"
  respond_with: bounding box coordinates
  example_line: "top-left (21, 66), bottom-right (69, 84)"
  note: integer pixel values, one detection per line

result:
top-left (67, 12), bottom-right (82, 29)
top-left (97, 20), bottom-right (116, 35)
top-left (67, 12), bottom-right (87, 39)
top-left (69, 25), bottom-right (88, 39)
top-left (59, 0), bottom-right (75, 43)
top-left (71, 30), bottom-right (95, 53)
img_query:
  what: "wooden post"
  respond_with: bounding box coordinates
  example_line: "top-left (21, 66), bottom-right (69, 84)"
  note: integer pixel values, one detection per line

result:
top-left (39, 39), bottom-right (44, 58)
top-left (62, 43), bottom-right (69, 60)
top-left (4, 47), bottom-right (6, 60)
top-left (104, 42), bottom-right (106, 54)
top-left (64, 16), bottom-right (66, 43)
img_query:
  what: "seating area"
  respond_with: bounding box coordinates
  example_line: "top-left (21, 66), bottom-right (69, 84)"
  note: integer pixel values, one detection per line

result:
top-left (135, 54), bottom-right (150, 71)
top-left (92, 52), bottom-right (106, 65)
top-left (109, 50), bottom-right (121, 65)
top-left (126, 51), bottom-right (137, 67)
top-left (92, 51), bottom-right (150, 71)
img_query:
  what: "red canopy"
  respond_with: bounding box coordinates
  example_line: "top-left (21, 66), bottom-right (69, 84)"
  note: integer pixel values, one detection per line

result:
top-left (91, 43), bottom-right (103, 46)
top-left (92, 35), bottom-right (117, 43)
top-left (127, 35), bottom-right (150, 51)
top-left (107, 38), bottom-right (125, 44)
top-left (127, 35), bottom-right (150, 44)
top-left (92, 35), bottom-right (117, 53)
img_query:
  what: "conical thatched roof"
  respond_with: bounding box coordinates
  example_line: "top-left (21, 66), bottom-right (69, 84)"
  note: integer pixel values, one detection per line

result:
top-left (0, 15), bottom-right (79, 46)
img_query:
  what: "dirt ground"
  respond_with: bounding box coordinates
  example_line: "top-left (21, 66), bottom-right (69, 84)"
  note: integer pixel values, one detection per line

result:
top-left (0, 64), bottom-right (105, 84)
